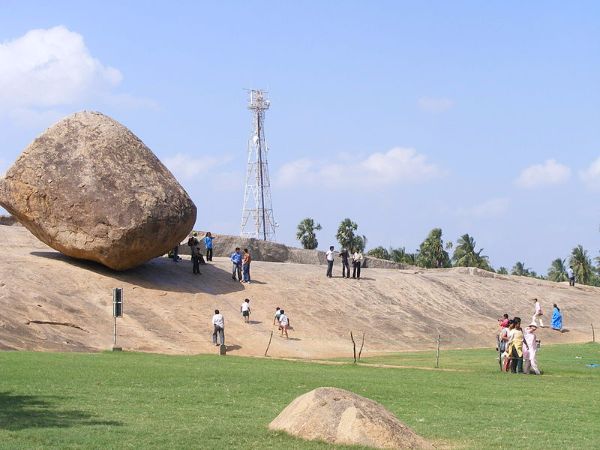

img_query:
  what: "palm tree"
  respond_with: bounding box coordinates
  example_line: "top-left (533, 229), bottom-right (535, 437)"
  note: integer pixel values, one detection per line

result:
top-left (547, 258), bottom-right (568, 282)
top-left (511, 261), bottom-right (531, 276)
top-left (451, 234), bottom-right (491, 270)
top-left (497, 267), bottom-right (509, 275)
top-left (367, 246), bottom-right (390, 260)
top-left (416, 228), bottom-right (451, 268)
top-left (296, 218), bottom-right (322, 250)
top-left (569, 245), bottom-right (593, 285)
top-left (390, 247), bottom-right (417, 265)
top-left (336, 218), bottom-right (367, 252)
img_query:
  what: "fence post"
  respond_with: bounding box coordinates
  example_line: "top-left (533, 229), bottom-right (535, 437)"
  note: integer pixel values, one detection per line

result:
top-left (592, 323), bottom-right (596, 343)
top-left (435, 334), bottom-right (441, 368)
top-left (350, 331), bottom-right (357, 363)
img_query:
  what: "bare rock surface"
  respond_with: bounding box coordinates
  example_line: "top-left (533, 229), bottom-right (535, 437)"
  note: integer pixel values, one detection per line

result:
top-left (1, 225), bottom-right (599, 356)
top-left (269, 387), bottom-right (433, 449)
top-left (0, 111), bottom-right (196, 270)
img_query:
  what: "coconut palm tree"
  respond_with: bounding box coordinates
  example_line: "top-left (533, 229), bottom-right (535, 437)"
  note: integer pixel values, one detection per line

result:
top-left (416, 228), bottom-right (451, 268)
top-left (336, 218), bottom-right (367, 252)
top-left (569, 245), bottom-right (593, 285)
top-left (497, 267), bottom-right (509, 275)
top-left (296, 218), bottom-right (322, 250)
top-left (367, 246), bottom-right (390, 260)
top-left (451, 233), bottom-right (491, 270)
top-left (511, 261), bottom-right (531, 276)
top-left (547, 258), bottom-right (568, 282)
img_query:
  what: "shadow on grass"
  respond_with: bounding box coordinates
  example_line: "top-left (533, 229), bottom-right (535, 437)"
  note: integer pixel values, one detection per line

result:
top-left (30, 251), bottom-right (244, 295)
top-left (0, 391), bottom-right (122, 431)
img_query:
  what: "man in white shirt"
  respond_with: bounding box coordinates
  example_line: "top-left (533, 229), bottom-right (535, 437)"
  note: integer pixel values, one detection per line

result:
top-left (531, 298), bottom-right (544, 327)
top-left (240, 298), bottom-right (251, 323)
top-left (352, 250), bottom-right (363, 279)
top-left (278, 309), bottom-right (290, 339)
top-left (212, 309), bottom-right (225, 346)
top-left (567, 266), bottom-right (575, 286)
top-left (326, 246), bottom-right (335, 278)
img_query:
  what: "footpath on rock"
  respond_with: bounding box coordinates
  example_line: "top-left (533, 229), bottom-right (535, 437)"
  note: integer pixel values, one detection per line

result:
top-left (1, 223), bottom-right (599, 358)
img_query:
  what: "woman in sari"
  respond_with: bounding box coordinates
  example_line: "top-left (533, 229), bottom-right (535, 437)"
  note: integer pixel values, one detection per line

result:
top-left (551, 304), bottom-right (563, 331)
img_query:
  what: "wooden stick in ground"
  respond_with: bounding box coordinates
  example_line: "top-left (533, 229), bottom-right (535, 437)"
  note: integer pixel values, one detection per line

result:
top-left (435, 334), bottom-right (441, 368)
top-left (264, 330), bottom-right (274, 357)
top-left (592, 323), bottom-right (596, 343)
top-left (358, 332), bottom-right (365, 361)
top-left (350, 331), bottom-right (356, 363)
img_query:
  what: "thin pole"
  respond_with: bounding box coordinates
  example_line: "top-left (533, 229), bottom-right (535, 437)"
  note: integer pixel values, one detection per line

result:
top-left (435, 334), bottom-right (440, 368)
top-left (264, 330), bottom-right (274, 357)
top-left (592, 323), bottom-right (596, 343)
top-left (113, 316), bottom-right (117, 347)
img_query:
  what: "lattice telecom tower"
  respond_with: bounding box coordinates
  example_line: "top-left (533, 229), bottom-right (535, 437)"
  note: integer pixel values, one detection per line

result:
top-left (240, 89), bottom-right (277, 241)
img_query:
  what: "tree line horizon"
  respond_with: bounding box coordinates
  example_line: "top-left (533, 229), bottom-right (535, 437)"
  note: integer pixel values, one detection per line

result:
top-left (296, 217), bottom-right (600, 287)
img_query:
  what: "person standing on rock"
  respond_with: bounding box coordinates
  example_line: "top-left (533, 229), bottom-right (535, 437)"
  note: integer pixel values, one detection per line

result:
top-left (352, 249), bottom-right (363, 279)
top-left (242, 248), bottom-right (252, 283)
top-left (231, 247), bottom-right (243, 281)
top-left (212, 309), bottom-right (225, 346)
top-left (204, 232), bottom-right (214, 262)
top-left (192, 244), bottom-right (202, 275)
top-left (567, 266), bottom-right (575, 286)
top-left (326, 246), bottom-right (335, 278)
top-left (340, 248), bottom-right (350, 279)
top-left (531, 298), bottom-right (544, 327)
top-left (278, 309), bottom-right (290, 338)
top-left (241, 298), bottom-right (251, 323)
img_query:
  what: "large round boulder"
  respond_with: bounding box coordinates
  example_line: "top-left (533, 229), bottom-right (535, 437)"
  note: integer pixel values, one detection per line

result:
top-left (269, 387), bottom-right (433, 449)
top-left (0, 111), bottom-right (196, 270)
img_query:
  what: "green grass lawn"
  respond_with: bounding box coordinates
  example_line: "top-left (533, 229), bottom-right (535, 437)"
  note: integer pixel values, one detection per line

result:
top-left (1, 344), bottom-right (599, 449)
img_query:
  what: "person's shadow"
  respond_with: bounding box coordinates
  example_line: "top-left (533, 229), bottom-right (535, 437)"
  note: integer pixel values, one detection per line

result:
top-left (30, 251), bottom-right (245, 295)
top-left (0, 391), bottom-right (121, 431)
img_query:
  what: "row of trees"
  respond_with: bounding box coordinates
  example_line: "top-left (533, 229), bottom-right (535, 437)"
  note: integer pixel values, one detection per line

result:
top-left (296, 218), bottom-right (600, 286)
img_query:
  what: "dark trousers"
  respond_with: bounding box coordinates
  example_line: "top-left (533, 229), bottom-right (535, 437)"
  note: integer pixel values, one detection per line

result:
top-left (243, 264), bottom-right (251, 282)
top-left (212, 326), bottom-right (224, 345)
top-left (326, 260), bottom-right (333, 277)
top-left (206, 248), bottom-right (213, 261)
top-left (342, 261), bottom-right (350, 278)
top-left (569, 277), bottom-right (575, 286)
top-left (510, 347), bottom-right (523, 373)
top-left (353, 262), bottom-right (361, 279)
top-left (232, 264), bottom-right (241, 280)
top-left (192, 256), bottom-right (200, 274)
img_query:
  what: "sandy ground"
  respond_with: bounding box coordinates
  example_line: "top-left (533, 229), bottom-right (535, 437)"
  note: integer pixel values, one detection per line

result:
top-left (1, 224), bottom-right (599, 358)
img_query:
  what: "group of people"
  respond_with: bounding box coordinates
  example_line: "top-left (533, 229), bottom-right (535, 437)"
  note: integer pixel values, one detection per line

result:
top-left (497, 299), bottom-right (565, 375)
top-left (498, 315), bottom-right (540, 375)
top-left (531, 298), bottom-right (563, 331)
top-left (326, 246), bottom-right (364, 279)
top-left (183, 231), bottom-right (214, 275)
top-left (210, 301), bottom-right (291, 346)
top-left (230, 247), bottom-right (252, 283)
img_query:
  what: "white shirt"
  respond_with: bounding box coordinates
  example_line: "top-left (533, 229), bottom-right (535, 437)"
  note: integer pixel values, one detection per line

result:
top-left (326, 250), bottom-right (334, 261)
top-left (353, 252), bottom-right (363, 262)
top-left (567, 268), bottom-right (574, 278)
top-left (279, 314), bottom-right (289, 326)
top-left (535, 301), bottom-right (542, 314)
top-left (241, 302), bottom-right (250, 312)
top-left (212, 314), bottom-right (224, 328)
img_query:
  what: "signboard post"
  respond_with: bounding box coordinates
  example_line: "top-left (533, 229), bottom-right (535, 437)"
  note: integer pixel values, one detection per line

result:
top-left (112, 288), bottom-right (123, 351)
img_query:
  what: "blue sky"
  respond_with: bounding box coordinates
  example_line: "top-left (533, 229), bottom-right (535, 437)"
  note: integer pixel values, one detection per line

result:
top-left (1, 1), bottom-right (598, 273)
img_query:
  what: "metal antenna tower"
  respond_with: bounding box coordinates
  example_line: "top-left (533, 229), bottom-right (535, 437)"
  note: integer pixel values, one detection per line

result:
top-left (240, 89), bottom-right (277, 241)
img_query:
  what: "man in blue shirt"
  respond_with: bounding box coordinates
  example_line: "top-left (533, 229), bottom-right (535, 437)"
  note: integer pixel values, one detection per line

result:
top-left (231, 247), bottom-right (242, 281)
top-left (204, 232), bottom-right (214, 261)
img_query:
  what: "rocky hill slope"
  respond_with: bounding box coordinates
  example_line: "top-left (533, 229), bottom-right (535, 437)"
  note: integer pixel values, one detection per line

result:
top-left (1, 224), bottom-right (598, 358)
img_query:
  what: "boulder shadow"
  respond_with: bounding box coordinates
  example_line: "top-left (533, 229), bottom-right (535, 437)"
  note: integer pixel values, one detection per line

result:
top-left (0, 391), bottom-right (122, 431)
top-left (30, 251), bottom-right (245, 295)
top-left (246, 280), bottom-right (267, 285)
top-left (248, 320), bottom-right (262, 325)
top-left (226, 344), bottom-right (242, 352)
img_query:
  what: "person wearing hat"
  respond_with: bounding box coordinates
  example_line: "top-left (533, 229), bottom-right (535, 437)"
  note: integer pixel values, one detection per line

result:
top-left (523, 322), bottom-right (540, 375)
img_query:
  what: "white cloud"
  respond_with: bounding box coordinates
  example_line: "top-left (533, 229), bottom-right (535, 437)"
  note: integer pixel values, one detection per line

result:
top-left (515, 159), bottom-right (571, 188)
top-left (580, 156), bottom-right (600, 190)
top-left (276, 147), bottom-right (443, 189)
top-left (417, 97), bottom-right (454, 113)
top-left (0, 26), bottom-right (155, 124)
top-left (457, 197), bottom-right (510, 219)
top-left (163, 153), bottom-right (232, 181)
